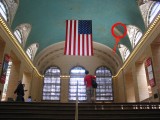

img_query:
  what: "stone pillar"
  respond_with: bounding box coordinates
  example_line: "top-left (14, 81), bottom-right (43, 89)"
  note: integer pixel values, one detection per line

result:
top-left (0, 40), bottom-right (6, 100)
top-left (60, 76), bottom-right (69, 103)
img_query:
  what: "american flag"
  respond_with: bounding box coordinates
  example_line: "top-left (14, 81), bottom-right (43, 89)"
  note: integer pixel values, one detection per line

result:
top-left (64, 20), bottom-right (93, 56)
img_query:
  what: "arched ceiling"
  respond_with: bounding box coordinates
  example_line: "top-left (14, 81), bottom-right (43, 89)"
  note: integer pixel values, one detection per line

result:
top-left (34, 42), bottom-right (123, 75)
top-left (12, 0), bottom-right (145, 55)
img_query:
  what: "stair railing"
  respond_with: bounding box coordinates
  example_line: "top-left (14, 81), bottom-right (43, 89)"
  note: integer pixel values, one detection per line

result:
top-left (75, 81), bottom-right (78, 120)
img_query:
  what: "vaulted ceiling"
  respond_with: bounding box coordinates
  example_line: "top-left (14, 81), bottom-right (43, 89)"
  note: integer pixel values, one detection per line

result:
top-left (10, 0), bottom-right (148, 75)
top-left (12, 0), bottom-right (145, 55)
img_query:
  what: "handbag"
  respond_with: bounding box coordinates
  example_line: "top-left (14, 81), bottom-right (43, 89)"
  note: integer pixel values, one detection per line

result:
top-left (92, 78), bottom-right (97, 88)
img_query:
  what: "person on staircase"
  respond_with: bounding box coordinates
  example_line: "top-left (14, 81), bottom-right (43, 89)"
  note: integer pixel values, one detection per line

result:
top-left (84, 70), bottom-right (96, 103)
top-left (14, 81), bottom-right (25, 102)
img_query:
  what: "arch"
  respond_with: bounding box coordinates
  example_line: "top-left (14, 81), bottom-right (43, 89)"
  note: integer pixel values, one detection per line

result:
top-left (42, 66), bottom-right (61, 101)
top-left (26, 43), bottom-right (39, 61)
top-left (68, 66), bottom-right (86, 101)
top-left (0, 0), bottom-right (8, 21)
top-left (148, 1), bottom-right (160, 25)
top-left (118, 44), bottom-right (131, 62)
top-left (14, 23), bottom-right (32, 47)
top-left (127, 25), bottom-right (143, 48)
top-left (14, 29), bottom-right (22, 44)
top-left (2, 0), bottom-right (19, 25)
top-left (26, 47), bottom-right (32, 59)
top-left (95, 66), bottom-right (113, 101)
top-left (34, 42), bottom-right (123, 75)
top-left (113, 24), bottom-right (133, 52)
top-left (138, 0), bottom-right (160, 27)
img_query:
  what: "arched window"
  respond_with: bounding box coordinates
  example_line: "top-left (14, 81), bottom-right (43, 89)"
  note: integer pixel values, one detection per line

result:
top-left (95, 66), bottom-right (113, 101)
top-left (26, 43), bottom-right (39, 60)
top-left (139, 0), bottom-right (160, 27)
top-left (148, 1), bottom-right (160, 24)
top-left (127, 25), bottom-right (143, 48)
top-left (124, 48), bottom-right (130, 60)
top-left (118, 44), bottom-right (131, 61)
top-left (0, 0), bottom-right (8, 21)
top-left (69, 66), bottom-right (86, 101)
top-left (14, 29), bottom-right (22, 44)
top-left (135, 31), bottom-right (143, 45)
top-left (14, 23), bottom-right (32, 47)
top-left (1, 60), bottom-right (12, 101)
top-left (42, 66), bottom-right (61, 101)
top-left (26, 47), bottom-right (32, 59)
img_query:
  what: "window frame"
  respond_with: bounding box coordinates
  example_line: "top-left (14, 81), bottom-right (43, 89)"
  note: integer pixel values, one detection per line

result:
top-left (0, 0), bottom-right (8, 21)
top-left (68, 66), bottom-right (86, 102)
top-left (148, 2), bottom-right (160, 25)
top-left (42, 66), bottom-right (61, 101)
top-left (26, 47), bottom-right (33, 59)
top-left (95, 66), bottom-right (113, 102)
top-left (14, 29), bottom-right (22, 44)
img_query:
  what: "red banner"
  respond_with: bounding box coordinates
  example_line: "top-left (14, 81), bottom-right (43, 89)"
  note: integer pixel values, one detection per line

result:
top-left (0, 54), bottom-right (10, 84)
top-left (145, 57), bottom-right (156, 87)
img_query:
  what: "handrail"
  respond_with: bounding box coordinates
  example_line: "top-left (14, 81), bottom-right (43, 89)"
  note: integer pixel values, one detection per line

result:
top-left (75, 81), bottom-right (78, 120)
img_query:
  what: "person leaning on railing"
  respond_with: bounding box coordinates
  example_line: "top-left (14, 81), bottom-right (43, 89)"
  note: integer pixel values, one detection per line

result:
top-left (84, 70), bottom-right (96, 103)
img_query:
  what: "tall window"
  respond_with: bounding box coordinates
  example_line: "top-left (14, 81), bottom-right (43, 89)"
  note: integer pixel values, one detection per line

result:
top-left (118, 44), bottom-right (130, 62)
top-left (134, 31), bottom-right (142, 46)
top-left (95, 66), bottom-right (113, 101)
top-left (0, 0), bottom-right (8, 21)
top-left (127, 25), bottom-right (143, 48)
top-left (42, 66), bottom-right (61, 101)
top-left (14, 29), bottom-right (22, 44)
top-left (26, 47), bottom-right (32, 59)
top-left (1, 61), bottom-right (12, 101)
top-left (69, 66), bottom-right (86, 101)
top-left (124, 48), bottom-right (130, 60)
top-left (26, 43), bottom-right (39, 61)
top-left (149, 2), bottom-right (160, 24)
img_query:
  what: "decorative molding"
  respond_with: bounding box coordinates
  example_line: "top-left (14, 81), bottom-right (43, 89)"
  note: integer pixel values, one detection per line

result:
top-left (0, 16), bottom-right (43, 78)
top-left (5, 0), bottom-right (19, 25)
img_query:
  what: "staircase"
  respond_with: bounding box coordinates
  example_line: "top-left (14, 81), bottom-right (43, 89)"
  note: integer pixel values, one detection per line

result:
top-left (0, 102), bottom-right (160, 120)
top-left (78, 103), bottom-right (160, 120)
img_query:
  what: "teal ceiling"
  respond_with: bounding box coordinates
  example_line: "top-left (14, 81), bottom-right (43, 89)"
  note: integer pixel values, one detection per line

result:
top-left (12, 0), bottom-right (145, 54)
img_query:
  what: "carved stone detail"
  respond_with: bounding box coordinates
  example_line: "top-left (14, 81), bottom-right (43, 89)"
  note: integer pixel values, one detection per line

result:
top-left (5, 0), bottom-right (19, 25)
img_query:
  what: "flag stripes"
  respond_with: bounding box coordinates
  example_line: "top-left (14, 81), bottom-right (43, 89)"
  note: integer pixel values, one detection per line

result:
top-left (64, 20), bottom-right (93, 56)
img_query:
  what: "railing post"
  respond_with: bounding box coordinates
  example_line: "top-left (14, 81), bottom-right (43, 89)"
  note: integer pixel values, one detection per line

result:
top-left (75, 81), bottom-right (78, 120)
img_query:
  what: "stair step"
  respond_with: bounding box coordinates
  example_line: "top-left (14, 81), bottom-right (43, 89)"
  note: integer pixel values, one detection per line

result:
top-left (0, 102), bottom-right (160, 120)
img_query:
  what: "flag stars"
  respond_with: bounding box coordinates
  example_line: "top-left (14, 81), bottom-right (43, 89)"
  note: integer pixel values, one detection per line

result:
top-left (65, 20), bottom-right (93, 56)
top-left (78, 20), bottom-right (92, 34)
